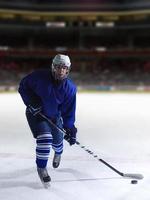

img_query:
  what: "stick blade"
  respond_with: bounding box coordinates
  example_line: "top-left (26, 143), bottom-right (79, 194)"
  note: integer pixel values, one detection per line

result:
top-left (123, 173), bottom-right (144, 180)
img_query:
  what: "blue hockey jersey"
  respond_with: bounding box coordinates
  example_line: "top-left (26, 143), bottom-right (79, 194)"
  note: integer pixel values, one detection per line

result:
top-left (18, 69), bottom-right (77, 128)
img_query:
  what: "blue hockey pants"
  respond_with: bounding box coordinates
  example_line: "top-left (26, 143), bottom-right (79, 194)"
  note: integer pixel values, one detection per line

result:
top-left (26, 110), bottom-right (64, 168)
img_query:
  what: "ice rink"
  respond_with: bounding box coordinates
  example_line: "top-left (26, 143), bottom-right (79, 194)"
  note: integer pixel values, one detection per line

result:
top-left (0, 92), bottom-right (150, 200)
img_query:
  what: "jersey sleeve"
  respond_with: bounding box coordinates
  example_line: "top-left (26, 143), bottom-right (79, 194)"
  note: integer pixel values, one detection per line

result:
top-left (18, 72), bottom-right (41, 106)
top-left (61, 86), bottom-right (77, 128)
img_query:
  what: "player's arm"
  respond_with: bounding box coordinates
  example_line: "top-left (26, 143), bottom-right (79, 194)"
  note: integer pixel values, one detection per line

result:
top-left (18, 73), bottom-right (42, 115)
top-left (61, 88), bottom-right (77, 145)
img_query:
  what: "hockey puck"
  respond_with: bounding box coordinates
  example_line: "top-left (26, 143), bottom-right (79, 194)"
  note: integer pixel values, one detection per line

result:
top-left (131, 180), bottom-right (138, 184)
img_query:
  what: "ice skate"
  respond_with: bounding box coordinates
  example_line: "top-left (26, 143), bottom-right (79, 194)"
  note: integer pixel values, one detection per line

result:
top-left (52, 153), bottom-right (61, 168)
top-left (37, 167), bottom-right (51, 188)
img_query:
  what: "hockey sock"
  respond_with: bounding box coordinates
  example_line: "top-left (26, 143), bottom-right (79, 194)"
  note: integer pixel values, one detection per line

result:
top-left (36, 133), bottom-right (52, 168)
top-left (52, 141), bottom-right (63, 155)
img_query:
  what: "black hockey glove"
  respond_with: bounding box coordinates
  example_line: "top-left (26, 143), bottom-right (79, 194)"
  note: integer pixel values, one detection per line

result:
top-left (64, 126), bottom-right (77, 146)
top-left (27, 105), bottom-right (42, 116)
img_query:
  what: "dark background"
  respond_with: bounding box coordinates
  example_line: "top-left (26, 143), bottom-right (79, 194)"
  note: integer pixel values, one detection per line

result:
top-left (1, 0), bottom-right (150, 90)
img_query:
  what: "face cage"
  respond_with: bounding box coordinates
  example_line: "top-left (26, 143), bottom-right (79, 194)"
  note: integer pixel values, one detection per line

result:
top-left (52, 64), bottom-right (70, 80)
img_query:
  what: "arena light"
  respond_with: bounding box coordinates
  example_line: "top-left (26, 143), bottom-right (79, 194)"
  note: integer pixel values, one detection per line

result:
top-left (0, 46), bottom-right (9, 50)
top-left (95, 47), bottom-right (106, 51)
top-left (55, 47), bottom-right (67, 51)
top-left (95, 21), bottom-right (114, 27)
top-left (46, 22), bottom-right (66, 28)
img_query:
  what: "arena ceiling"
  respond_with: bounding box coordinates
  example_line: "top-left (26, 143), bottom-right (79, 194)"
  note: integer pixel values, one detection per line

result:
top-left (0, 0), bottom-right (149, 23)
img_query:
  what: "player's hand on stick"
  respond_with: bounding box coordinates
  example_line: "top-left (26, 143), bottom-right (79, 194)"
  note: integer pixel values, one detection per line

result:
top-left (64, 126), bottom-right (77, 145)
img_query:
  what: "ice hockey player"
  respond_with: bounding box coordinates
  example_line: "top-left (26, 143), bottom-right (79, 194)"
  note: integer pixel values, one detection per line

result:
top-left (18, 54), bottom-right (77, 187)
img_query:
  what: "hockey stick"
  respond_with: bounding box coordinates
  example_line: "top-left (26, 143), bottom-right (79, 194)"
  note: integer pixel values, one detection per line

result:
top-left (39, 113), bottom-right (144, 180)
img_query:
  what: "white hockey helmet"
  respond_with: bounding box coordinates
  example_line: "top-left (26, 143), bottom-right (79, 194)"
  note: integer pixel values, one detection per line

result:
top-left (52, 54), bottom-right (71, 80)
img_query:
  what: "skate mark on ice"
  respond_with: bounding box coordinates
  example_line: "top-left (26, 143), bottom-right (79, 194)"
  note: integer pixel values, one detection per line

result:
top-left (56, 168), bottom-right (90, 179)
top-left (0, 152), bottom-right (34, 159)
top-left (0, 181), bottom-right (42, 190)
top-left (53, 177), bottom-right (121, 183)
top-left (52, 168), bottom-right (121, 183)
top-left (0, 168), bottom-right (35, 179)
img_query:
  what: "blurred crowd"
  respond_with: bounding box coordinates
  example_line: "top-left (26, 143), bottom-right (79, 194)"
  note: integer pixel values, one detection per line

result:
top-left (72, 59), bottom-right (150, 86)
top-left (1, 58), bottom-right (150, 90)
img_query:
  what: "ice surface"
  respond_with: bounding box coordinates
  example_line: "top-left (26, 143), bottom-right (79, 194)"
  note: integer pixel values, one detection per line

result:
top-left (0, 92), bottom-right (150, 200)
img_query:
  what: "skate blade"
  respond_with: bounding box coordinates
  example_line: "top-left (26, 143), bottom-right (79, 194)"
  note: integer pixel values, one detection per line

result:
top-left (42, 181), bottom-right (50, 189)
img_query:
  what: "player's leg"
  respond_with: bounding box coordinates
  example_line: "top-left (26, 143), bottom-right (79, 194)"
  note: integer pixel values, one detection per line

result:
top-left (51, 118), bottom-right (64, 168)
top-left (26, 110), bottom-right (52, 185)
